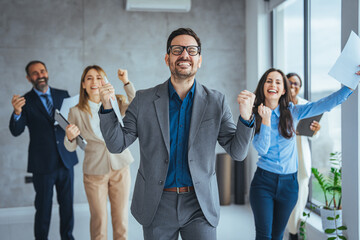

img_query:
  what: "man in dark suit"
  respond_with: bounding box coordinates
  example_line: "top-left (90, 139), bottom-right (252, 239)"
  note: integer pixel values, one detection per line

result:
top-left (9, 60), bottom-right (78, 240)
top-left (99, 28), bottom-right (255, 240)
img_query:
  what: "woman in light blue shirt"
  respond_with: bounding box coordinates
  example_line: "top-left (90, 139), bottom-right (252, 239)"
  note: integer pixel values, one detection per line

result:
top-left (249, 68), bottom-right (356, 240)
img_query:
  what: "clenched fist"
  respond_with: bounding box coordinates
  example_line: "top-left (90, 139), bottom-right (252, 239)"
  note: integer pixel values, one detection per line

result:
top-left (258, 103), bottom-right (272, 126)
top-left (99, 79), bottom-right (116, 110)
top-left (237, 90), bottom-right (255, 121)
top-left (118, 68), bottom-right (129, 85)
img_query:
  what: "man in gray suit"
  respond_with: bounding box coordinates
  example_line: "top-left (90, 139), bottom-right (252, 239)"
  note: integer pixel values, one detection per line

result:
top-left (99, 28), bottom-right (255, 240)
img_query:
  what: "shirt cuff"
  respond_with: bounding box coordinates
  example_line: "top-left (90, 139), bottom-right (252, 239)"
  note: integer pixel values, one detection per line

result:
top-left (239, 114), bottom-right (255, 128)
top-left (13, 113), bottom-right (21, 121)
top-left (100, 105), bottom-right (114, 114)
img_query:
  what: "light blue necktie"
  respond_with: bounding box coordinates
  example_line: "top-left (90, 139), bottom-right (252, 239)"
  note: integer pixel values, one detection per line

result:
top-left (40, 94), bottom-right (54, 117)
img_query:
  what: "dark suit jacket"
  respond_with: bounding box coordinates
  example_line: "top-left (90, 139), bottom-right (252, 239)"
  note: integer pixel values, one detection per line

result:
top-left (9, 87), bottom-right (78, 174)
top-left (100, 80), bottom-right (254, 227)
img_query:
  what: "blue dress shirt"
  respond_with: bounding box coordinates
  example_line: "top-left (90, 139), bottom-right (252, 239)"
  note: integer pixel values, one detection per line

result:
top-left (98, 80), bottom-right (255, 187)
top-left (165, 80), bottom-right (196, 188)
top-left (14, 87), bottom-right (53, 121)
top-left (253, 86), bottom-right (352, 174)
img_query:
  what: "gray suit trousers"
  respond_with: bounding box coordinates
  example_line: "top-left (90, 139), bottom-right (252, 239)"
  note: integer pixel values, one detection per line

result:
top-left (143, 191), bottom-right (216, 240)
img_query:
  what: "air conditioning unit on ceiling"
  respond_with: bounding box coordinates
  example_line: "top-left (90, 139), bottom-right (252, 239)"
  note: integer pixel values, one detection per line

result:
top-left (126, 0), bottom-right (191, 12)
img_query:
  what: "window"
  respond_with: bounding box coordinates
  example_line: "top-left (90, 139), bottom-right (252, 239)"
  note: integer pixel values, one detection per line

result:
top-left (309, 0), bottom-right (342, 206)
top-left (273, 0), bottom-right (304, 93)
top-left (273, 0), bottom-right (304, 97)
top-left (272, 0), bottom-right (342, 208)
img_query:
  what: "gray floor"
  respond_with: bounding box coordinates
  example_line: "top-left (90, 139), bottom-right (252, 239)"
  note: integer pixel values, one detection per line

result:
top-left (0, 202), bottom-right (255, 240)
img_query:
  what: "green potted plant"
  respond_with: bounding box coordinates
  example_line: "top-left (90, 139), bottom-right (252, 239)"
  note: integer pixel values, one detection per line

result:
top-left (299, 205), bottom-right (315, 240)
top-left (311, 152), bottom-right (347, 240)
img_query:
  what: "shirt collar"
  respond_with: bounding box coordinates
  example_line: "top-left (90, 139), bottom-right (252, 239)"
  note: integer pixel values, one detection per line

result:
top-left (273, 104), bottom-right (280, 117)
top-left (33, 86), bottom-right (51, 97)
top-left (168, 79), bottom-right (196, 100)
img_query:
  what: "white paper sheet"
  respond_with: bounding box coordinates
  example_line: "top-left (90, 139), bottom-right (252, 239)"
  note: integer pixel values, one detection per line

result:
top-left (103, 76), bottom-right (124, 127)
top-left (329, 31), bottom-right (360, 89)
top-left (60, 94), bottom-right (79, 120)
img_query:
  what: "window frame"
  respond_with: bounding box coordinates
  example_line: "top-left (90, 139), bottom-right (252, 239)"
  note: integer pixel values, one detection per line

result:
top-left (271, 0), bottom-right (342, 215)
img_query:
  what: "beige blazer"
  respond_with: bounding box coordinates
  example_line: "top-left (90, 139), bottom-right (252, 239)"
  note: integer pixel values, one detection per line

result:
top-left (64, 82), bottom-right (135, 175)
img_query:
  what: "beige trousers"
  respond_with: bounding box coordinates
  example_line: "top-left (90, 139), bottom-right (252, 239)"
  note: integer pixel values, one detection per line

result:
top-left (84, 166), bottom-right (131, 240)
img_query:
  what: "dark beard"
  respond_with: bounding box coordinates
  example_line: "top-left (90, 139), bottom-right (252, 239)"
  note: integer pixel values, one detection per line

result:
top-left (172, 68), bottom-right (195, 79)
top-left (31, 77), bottom-right (48, 92)
top-left (172, 59), bottom-right (196, 80)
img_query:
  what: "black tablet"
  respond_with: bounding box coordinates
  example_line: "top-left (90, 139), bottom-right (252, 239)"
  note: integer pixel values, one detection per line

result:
top-left (296, 114), bottom-right (323, 137)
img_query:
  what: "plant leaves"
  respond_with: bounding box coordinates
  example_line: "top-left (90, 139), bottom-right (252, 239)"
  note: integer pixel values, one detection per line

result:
top-left (325, 229), bottom-right (336, 234)
top-left (312, 152), bottom-right (343, 211)
top-left (337, 226), bottom-right (347, 230)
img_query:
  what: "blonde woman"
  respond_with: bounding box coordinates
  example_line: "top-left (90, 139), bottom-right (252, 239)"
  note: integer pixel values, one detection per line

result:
top-left (64, 65), bottom-right (135, 240)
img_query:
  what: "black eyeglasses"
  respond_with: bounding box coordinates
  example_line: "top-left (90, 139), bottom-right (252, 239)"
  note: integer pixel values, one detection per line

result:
top-left (168, 45), bottom-right (201, 56)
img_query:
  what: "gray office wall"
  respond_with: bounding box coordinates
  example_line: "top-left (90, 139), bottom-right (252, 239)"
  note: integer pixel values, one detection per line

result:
top-left (0, 0), bottom-right (246, 208)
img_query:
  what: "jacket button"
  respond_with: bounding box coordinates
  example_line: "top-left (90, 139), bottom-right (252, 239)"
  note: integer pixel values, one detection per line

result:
top-left (56, 141), bottom-right (59, 144)
top-left (158, 180), bottom-right (163, 185)
top-left (165, 159), bottom-right (169, 163)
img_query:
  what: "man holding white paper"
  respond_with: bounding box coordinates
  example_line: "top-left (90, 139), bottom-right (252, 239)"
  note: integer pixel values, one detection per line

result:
top-left (103, 75), bottom-right (125, 127)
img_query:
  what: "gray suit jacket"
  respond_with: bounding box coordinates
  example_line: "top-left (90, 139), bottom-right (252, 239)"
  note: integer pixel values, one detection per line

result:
top-left (99, 80), bottom-right (254, 227)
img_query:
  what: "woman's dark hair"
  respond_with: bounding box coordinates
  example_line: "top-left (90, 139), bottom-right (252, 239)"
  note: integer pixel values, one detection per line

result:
top-left (253, 68), bottom-right (295, 139)
top-left (166, 28), bottom-right (201, 54)
top-left (286, 72), bottom-right (302, 87)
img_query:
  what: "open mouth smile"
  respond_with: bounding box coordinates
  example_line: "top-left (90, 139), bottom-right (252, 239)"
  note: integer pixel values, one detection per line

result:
top-left (268, 89), bottom-right (278, 93)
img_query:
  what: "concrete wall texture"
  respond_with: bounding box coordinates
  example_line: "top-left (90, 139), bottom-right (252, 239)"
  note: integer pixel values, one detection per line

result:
top-left (0, 0), bottom-right (246, 208)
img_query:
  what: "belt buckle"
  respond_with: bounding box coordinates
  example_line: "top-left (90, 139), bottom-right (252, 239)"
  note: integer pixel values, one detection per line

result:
top-left (176, 187), bottom-right (189, 194)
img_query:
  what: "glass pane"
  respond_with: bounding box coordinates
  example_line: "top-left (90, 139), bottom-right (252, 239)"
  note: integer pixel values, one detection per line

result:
top-left (273, 0), bottom-right (304, 97)
top-left (310, 0), bottom-right (342, 206)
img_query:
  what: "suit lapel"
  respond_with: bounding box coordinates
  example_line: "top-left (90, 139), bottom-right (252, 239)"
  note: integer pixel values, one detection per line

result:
top-left (188, 82), bottom-right (208, 150)
top-left (51, 88), bottom-right (62, 112)
top-left (154, 81), bottom-right (170, 154)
